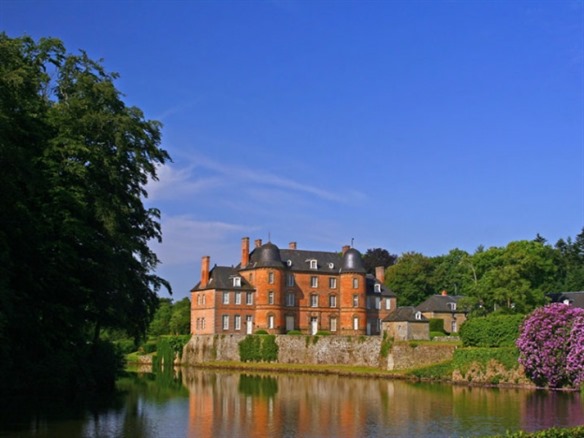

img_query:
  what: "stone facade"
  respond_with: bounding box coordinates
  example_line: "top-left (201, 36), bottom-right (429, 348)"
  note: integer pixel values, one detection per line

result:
top-left (182, 334), bottom-right (456, 371)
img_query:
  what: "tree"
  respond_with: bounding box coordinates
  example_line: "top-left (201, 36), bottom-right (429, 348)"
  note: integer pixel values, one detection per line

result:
top-left (0, 34), bottom-right (170, 393)
top-left (362, 248), bottom-right (397, 275)
top-left (169, 298), bottom-right (191, 335)
top-left (555, 228), bottom-right (584, 292)
top-left (148, 299), bottom-right (173, 336)
top-left (384, 252), bottom-right (434, 306)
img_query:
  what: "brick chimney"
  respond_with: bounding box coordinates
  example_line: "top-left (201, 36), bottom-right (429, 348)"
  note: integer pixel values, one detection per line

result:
top-left (441, 290), bottom-right (448, 296)
top-left (375, 266), bottom-right (385, 283)
top-left (201, 256), bottom-right (210, 288)
top-left (255, 239), bottom-right (262, 248)
top-left (289, 241), bottom-right (297, 250)
top-left (342, 245), bottom-right (350, 255)
top-left (241, 237), bottom-right (249, 267)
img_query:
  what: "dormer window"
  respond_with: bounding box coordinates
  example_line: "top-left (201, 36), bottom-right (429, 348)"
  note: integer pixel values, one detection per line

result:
top-left (374, 284), bottom-right (381, 293)
top-left (309, 259), bottom-right (318, 270)
top-left (448, 302), bottom-right (457, 311)
top-left (415, 311), bottom-right (422, 320)
top-left (233, 277), bottom-right (241, 287)
top-left (328, 262), bottom-right (334, 269)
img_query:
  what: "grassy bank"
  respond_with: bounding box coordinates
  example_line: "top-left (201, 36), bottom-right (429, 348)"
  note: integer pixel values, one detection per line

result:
top-left (486, 426), bottom-right (584, 437)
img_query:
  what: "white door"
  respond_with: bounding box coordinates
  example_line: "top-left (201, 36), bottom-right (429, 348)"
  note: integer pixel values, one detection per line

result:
top-left (286, 315), bottom-right (294, 332)
top-left (310, 317), bottom-right (318, 335)
top-left (246, 315), bottom-right (253, 334)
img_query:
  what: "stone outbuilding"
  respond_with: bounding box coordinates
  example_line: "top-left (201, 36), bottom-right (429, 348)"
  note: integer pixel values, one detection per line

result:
top-left (381, 306), bottom-right (429, 341)
top-left (416, 292), bottom-right (468, 334)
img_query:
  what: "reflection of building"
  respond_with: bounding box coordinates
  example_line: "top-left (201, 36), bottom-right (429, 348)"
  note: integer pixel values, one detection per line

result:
top-left (190, 238), bottom-right (396, 336)
top-left (416, 291), bottom-right (467, 333)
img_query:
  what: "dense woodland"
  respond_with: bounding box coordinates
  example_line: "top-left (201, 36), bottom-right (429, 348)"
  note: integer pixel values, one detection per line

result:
top-left (0, 34), bottom-right (170, 394)
top-left (381, 229), bottom-right (584, 314)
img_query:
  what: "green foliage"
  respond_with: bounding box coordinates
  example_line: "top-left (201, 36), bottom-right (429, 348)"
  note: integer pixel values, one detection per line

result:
top-left (238, 335), bottom-right (279, 362)
top-left (141, 340), bottom-right (158, 354)
top-left (489, 426), bottom-right (584, 437)
top-left (169, 298), bottom-right (191, 335)
top-left (459, 314), bottom-right (524, 347)
top-left (430, 331), bottom-right (446, 339)
top-left (429, 318), bottom-right (446, 333)
top-left (380, 337), bottom-right (393, 358)
top-left (452, 347), bottom-right (520, 373)
top-left (316, 330), bottom-right (331, 336)
top-left (0, 34), bottom-right (169, 393)
top-left (255, 329), bottom-right (269, 335)
top-left (287, 330), bottom-right (302, 335)
top-left (148, 299), bottom-right (173, 336)
top-left (407, 361), bottom-right (453, 380)
top-left (385, 252), bottom-right (435, 306)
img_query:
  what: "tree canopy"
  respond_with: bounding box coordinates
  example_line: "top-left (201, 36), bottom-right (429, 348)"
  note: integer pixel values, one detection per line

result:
top-left (0, 34), bottom-right (170, 393)
top-left (362, 248), bottom-right (397, 274)
top-left (384, 230), bottom-right (582, 312)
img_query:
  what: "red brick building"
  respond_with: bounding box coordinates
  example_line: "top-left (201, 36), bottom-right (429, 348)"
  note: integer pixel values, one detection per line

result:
top-left (191, 237), bottom-right (396, 336)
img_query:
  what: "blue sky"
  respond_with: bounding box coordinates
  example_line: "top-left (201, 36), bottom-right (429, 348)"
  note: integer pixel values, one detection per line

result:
top-left (2, 1), bottom-right (583, 301)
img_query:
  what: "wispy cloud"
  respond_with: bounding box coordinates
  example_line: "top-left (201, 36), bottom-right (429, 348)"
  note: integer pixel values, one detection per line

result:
top-left (154, 151), bottom-right (366, 203)
top-left (151, 215), bottom-right (255, 266)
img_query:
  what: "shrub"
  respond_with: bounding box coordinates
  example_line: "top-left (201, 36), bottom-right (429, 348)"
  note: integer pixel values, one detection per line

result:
top-left (429, 318), bottom-right (446, 333)
top-left (239, 335), bottom-right (279, 362)
top-left (255, 329), bottom-right (268, 335)
top-left (516, 303), bottom-right (584, 388)
top-left (287, 330), bottom-right (302, 335)
top-left (460, 314), bottom-right (524, 347)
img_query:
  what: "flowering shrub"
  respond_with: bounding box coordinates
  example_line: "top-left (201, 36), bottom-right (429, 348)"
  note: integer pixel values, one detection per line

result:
top-left (516, 303), bottom-right (584, 388)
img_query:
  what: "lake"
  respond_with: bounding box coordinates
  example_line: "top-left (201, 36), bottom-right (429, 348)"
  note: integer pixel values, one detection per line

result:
top-left (1, 367), bottom-right (583, 437)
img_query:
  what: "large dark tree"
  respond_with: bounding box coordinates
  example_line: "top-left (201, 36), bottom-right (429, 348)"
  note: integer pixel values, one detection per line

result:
top-left (0, 34), bottom-right (170, 393)
top-left (362, 248), bottom-right (397, 274)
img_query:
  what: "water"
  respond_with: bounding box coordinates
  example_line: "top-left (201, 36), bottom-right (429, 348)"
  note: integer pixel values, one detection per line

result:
top-left (1, 368), bottom-right (583, 437)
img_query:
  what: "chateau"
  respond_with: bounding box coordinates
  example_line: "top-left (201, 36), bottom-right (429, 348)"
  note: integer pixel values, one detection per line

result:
top-left (190, 238), bottom-right (396, 336)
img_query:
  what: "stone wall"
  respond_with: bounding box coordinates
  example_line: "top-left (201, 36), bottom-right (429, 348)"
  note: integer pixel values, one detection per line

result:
top-left (385, 343), bottom-right (457, 371)
top-left (182, 335), bottom-right (457, 371)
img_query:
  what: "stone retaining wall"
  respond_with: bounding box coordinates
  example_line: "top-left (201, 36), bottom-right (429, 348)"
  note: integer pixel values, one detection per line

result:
top-left (182, 335), bottom-right (456, 371)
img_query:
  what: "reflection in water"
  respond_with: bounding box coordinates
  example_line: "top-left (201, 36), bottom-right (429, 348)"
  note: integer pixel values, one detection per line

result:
top-left (181, 369), bottom-right (584, 438)
top-left (1, 369), bottom-right (583, 437)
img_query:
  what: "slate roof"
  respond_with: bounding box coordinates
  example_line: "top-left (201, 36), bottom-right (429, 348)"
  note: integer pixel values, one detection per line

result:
top-left (239, 247), bottom-right (345, 273)
top-left (548, 291), bottom-right (584, 309)
top-left (191, 266), bottom-right (255, 292)
top-left (366, 274), bottom-right (396, 297)
top-left (416, 295), bottom-right (466, 313)
top-left (382, 306), bottom-right (428, 323)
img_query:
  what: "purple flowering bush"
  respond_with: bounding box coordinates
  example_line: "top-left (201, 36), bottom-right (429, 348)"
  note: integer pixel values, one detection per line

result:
top-left (516, 303), bottom-right (584, 388)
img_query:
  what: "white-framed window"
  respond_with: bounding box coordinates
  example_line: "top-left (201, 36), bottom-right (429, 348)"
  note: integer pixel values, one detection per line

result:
top-left (268, 271), bottom-right (274, 284)
top-left (287, 274), bottom-right (294, 287)
top-left (329, 277), bottom-right (337, 289)
top-left (222, 315), bottom-right (229, 330)
top-left (311, 294), bottom-right (318, 307)
top-left (353, 294), bottom-right (359, 307)
top-left (448, 302), bottom-right (457, 311)
top-left (415, 311), bottom-right (422, 320)
top-left (233, 277), bottom-right (241, 287)
top-left (329, 294), bottom-right (337, 308)
top-left (309, 259), bottom-right (317, 269)
top-left (385, 298), bottom-right (392, 310)
top-left (287, 292), bottom-right (295, 307)
top-left (235, 291), bottom-right (241, 305)
top-left (268, 314), bottom-right (275, 329)
top-left (374, 283), bottom-right (381, 293)
top-left (353, 316), bottom-right (359, 330)
top-left (375, 296), bottom-right (381, 310)
top-left (353, 278), bottom-right (359, 289)
top-left (451, 320), bottom-right (457, 333)
top-left (268, 291), bottom-right (274, 305)
top-left (222, 291), bottom-right (230, 304)
top-left (246, 292), bottom-right (253, 305)
top-left (330, 317), bottom-right (337, 332)
top-left (310, 276), bottom-right (318, 288)
top-left (234, 315), bottom-right (241, 330)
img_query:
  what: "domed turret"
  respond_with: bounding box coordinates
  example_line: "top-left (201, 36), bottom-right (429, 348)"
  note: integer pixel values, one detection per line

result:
top-left (251, 242), bottom-right (283, 267)
top-left (341, 248), bottom-right (366, 273)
